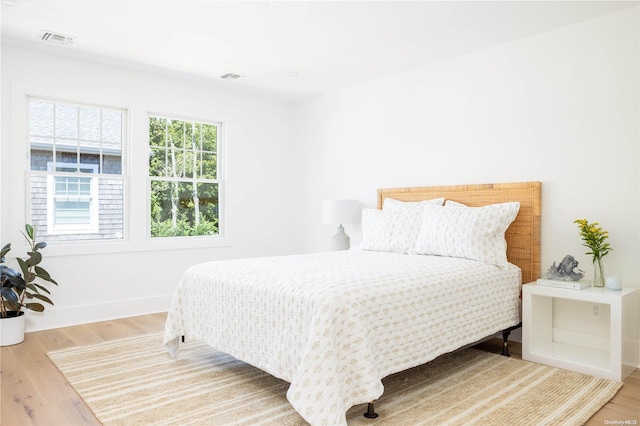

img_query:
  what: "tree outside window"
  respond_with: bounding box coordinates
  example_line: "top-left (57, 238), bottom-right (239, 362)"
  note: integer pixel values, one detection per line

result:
top-left (148, 116), bottom-right (220, 238)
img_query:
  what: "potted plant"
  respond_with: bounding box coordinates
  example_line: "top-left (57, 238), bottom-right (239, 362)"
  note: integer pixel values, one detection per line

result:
top-left (1, 224), bottom-right (58, 346)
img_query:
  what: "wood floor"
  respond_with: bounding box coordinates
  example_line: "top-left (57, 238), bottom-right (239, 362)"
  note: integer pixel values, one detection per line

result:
top-left (1, 313), bottom-right (638, 425)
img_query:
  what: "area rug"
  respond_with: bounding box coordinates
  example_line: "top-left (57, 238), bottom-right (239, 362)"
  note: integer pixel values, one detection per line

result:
top-left (47, 333), bottom-right (622, 426)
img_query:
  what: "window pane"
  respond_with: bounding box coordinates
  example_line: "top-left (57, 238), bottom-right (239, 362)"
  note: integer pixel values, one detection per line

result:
top-left (150, 180), bottom-right (219, 237)
top-left (56, 201), bottom-right (88, 221)
top-left (79, 152), bottom-right (100, 173)
top-left (31, 100), bottom-right (123, 176)
top-left (102, 110), bottom-right (123, 174)
top-left (149, 116), bottom-right (218, 180)
top-left (169, 119), bottom-right (185, 149)
top-left (55, 104), bottom-right (78, 139)
top-left (184, 121), bottom-right (194, 150)
top-left (149, 116), bottom-right (167, 147)
top-left (79, 107), bottom-right (101, 141)
top-left (196, 182), bottom-right (219, 234)
top-left (173, 149), bottom-right (191, 178)
top-left (55, 201), bottom-right (91, 225)
top-left (149, 147), bottom-right (167, 177)
top-left (54, 177), bottom-right (91, 225)
top-left (201, 152), bottom-right (217, 179)
top-left (102, 110), bottom-right (122, 144)
top-left (102, 152), bottom-right (122, 175)
top-left (55, 179), bottom-right (67, 194)
top-left (31, 147), bottom-right (52, 171)
top-left (202, 123), bottom-right (217, 152)
top-left (55, 176), bottom-right (91, 200)
top-left (29, 101), bottom-right (54, 137)
top-left (56, 152), bottom-right (78, 172)
top-left (183, 150), bottom-right (195, 178)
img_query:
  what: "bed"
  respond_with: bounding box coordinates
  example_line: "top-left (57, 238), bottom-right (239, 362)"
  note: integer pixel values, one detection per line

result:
top-left (164, 181), bottom-right (541, 426)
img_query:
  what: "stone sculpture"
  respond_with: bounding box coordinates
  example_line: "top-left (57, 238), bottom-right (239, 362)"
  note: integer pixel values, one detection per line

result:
top-left (542, 254), bottom-right (584, 281)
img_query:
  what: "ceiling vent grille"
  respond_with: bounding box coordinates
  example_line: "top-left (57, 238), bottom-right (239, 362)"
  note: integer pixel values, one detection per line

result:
top-left (39, 30), bottom-right (74, 45)
top-left (220, 73), bottom-right (242, 81)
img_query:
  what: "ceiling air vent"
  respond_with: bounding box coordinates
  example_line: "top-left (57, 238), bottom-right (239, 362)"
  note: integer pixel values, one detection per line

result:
top-left (39, 30), bottom-right (74, 46)
top-left (220, 73), bottom-right (242, 81)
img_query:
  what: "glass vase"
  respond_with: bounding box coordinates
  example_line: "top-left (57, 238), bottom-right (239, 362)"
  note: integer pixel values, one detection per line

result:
top-left (593, 258), bottom-right (605, 287)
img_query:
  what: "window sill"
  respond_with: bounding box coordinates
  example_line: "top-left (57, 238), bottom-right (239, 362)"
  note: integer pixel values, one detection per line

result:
top-left (27, 236), bottom-right (232, 257)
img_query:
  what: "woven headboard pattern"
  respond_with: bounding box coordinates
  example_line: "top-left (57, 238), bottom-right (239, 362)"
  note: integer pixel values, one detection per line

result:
top-left (377, 182), bottom-right (541, 284)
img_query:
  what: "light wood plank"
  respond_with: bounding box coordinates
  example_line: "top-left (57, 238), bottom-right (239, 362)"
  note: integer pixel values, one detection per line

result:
top-left (1, 313), bottom-right (167, 426)
top-left (2, 314), bottom-right (638, 425)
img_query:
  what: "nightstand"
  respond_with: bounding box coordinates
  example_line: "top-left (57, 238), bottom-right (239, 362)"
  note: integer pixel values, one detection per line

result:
top-left (522, 282), bottom-right (638, 381)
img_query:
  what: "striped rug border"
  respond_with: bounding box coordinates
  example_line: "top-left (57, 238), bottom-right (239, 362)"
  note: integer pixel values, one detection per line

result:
top-left (47, 333), bottom-right (623, 426)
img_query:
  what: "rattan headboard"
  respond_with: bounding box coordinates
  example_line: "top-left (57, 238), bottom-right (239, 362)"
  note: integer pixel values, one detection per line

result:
top-left (377, 182), bottom-right (541, 284)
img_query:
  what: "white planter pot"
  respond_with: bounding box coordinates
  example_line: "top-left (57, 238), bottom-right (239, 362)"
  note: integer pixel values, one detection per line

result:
top-left (0, 311), bottom-right (26, 346)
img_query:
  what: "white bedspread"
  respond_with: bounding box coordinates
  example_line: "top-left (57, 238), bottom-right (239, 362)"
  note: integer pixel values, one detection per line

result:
top-left (164, 250), bottom-right (521, 426)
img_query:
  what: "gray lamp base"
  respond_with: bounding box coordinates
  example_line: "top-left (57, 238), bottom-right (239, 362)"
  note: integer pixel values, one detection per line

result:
top-left (331, 225), bottom-right (351, 251)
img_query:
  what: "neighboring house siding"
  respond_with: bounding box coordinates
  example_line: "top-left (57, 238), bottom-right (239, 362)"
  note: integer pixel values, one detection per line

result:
top-left (30, 150), bottom-right (124, 241)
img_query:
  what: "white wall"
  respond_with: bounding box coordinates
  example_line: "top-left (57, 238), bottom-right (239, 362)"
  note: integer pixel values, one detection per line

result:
top-left (293, 8), bottom-right (639, 350)
top-left (1, 46), bottom-right (298, 331)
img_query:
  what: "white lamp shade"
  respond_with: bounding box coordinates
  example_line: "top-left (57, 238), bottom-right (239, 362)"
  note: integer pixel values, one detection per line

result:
top-left (323, 199), bottom-right (360, 225)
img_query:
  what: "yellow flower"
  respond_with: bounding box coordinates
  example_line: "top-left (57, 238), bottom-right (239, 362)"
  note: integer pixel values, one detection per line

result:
top-left (573, 219), bottom-right (612, 262)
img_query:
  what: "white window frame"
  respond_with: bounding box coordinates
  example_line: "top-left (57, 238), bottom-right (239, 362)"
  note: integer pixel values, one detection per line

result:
top-left (27, 96), bottom-right (126, 241)
top-left (147, 113), bottom-right (224, 240)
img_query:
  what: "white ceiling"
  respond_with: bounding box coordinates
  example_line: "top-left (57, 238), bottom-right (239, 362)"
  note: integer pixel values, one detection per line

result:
top-left (1, 1), bottom-right (637, 101)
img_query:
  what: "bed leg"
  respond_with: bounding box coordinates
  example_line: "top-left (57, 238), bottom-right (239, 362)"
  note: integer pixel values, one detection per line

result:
top-left (501, 329), bottom-right (511, 357)
top-left (363, 402), bottom-right (378, 419)
top-left (501, 322), bottom-right (522, 357)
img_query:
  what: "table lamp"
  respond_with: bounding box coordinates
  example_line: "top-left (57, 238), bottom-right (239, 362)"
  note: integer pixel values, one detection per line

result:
top-left (323, 199), bottom-right (360, 251)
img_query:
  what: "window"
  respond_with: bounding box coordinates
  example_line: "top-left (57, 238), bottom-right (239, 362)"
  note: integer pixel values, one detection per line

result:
top-left (28, 98), bottom-right (126, 241)
top-left (49, 175), bottom-right (97, 229)
top-left (148, 115), bottom-right (220, 238)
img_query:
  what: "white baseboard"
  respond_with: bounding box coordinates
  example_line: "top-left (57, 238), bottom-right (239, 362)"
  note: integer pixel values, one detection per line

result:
top-left (24, 294), bottom-right (173, 332)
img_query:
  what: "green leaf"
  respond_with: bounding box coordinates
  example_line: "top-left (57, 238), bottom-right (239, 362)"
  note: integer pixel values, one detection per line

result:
top-left (0, 243), bottom-right (10, 261)
top-left (25, 272), bottom-right (37, 284)
top-left (30, 282), bottom-right (51, 294)
top-left (3, 301), bottom-right (20, 312)
top-left (25, 224), bottom-right (34, 240)
top-left (34, 267), bottom-right (57, 285)
top-left (35, 266), bottom-right (50, 279)
top-left (34, 242), bottom-right (47, 250)
top-left (35, 266), bottom-right (50, 278)
top-left (25, 302), bottom-right (44, 312)
top-left (17, 258), bottom-right (28, 277)
top-left (30, 293), bottom-right (53, 306)
top-left (26, 251), bottom-right (42, 267)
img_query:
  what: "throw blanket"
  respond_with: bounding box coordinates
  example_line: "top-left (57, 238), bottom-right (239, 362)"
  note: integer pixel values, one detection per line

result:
top-left (165, 250), bottom-right (521, 426)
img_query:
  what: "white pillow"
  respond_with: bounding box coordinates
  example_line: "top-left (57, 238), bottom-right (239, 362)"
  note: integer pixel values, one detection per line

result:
top-left (412, 201), bottom-right (520, 267)
top-left (360, 197), bottom-right (444, 253)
